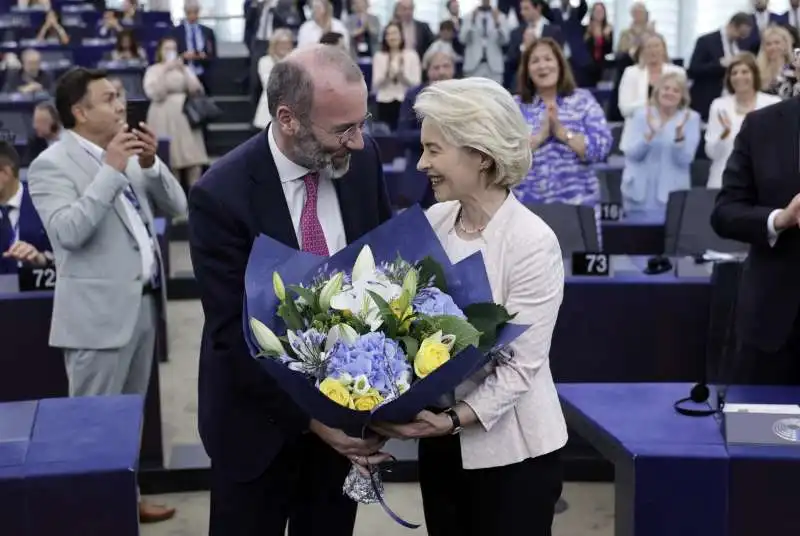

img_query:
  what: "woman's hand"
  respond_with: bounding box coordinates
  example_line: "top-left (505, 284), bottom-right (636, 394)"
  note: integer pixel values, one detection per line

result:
top-left (675, 109), bottom-right (690, 142)
top-left (718, 109), bottom-right (731, 139)
top-left (547, 103), bottom-right (569, 141)
top-left (371, 410), bottom-right (454, 439)
top-left (645, 106), bottom-right (659, 141)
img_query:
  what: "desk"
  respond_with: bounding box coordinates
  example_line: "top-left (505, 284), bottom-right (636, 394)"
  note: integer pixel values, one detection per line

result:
top-left (0, 396), bottom-right (142, 536)
top-left (601, 211), bottom-right (665, 255)
top-left (559, 383), bottom-right (800, 536)
top-left (553, 258), bottom-right (710, 382)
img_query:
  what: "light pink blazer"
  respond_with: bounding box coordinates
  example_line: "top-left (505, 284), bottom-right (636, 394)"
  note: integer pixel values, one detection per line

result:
top-left (425, 193), bottom-right (568, 470)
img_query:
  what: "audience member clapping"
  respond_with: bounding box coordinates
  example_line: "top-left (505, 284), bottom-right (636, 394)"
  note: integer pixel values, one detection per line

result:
top-left (345, 0), bottom-right (381, 58)
top-left (431, 20), bottom-right (463, 58)
top-left (97, 9), bottom-right (123, 39)
top-left (393, 0), bottom-right (434, 59)
top-left (618, 32), bottom-right (685, 121)
top-left (120, 0), bottom-right (141, 26)
top-left (143, 38), bottom-right (209, 188)
top-left (36, 10), bottom-right (70, 45)
top-left (616, 2), bottom-right (653, 59)
top-left (582, 2), bottom-right (613, 87)
top-left (297, 0), bottom-right (348, 49)
top-left (515, 38), bottom-right (612, 207)
top-left (3, 49), bottom-right (52, 95)
top-left (620, 72), bottom-right (700, 215)
top-left (252, 28), bottom-right (293, 130)
top-left (508, 0), bottom-right (563, 72)
top-left (110, 29), bottom-right (148, 63)
top-left (705, 53), bottom-right (779, 188)
top-left (372, 22), bottom-right (421, 130)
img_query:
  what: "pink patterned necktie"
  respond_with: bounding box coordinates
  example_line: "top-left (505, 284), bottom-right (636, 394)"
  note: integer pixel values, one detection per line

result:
top-left (300, 173), bottom-right (330, 256)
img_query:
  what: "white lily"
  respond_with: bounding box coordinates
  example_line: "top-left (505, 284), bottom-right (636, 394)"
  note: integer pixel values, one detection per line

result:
top-left (324, 323), bottom-right (359, 352)
top-left (329, 245), bottom-right (403, 331)
top-left (319, 272), bottom-right (344, 311)
top-left (272, 272), bottom-right (286, 302)
top-left (250, 318), bottom-right (285, 356)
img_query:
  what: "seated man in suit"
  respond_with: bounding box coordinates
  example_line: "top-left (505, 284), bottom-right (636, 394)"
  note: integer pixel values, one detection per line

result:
top-left (189, 44), bottom-right (392, 535)
top-left (3, 48), bottom-right (53, 95)
top-left (174, 0), bottom-right (217, 93)
top-left (24, 101), bottom-right (62, 167)
top-left (710, 93), bottom-right (800, 386)
top-left (0, 140), bottom-right (52, 274)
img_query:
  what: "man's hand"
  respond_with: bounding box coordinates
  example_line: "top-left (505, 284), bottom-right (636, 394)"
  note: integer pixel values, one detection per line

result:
top-left (309, 419), bottom-right (386, 457)
top-left (3, 241), bottom-right (46, 266)
top-left (774, 193), bottom-right (800, 231)
top-left (105, 126), bottom-right (145, 172)
top-left (131, 122), bottom-right (158, 169)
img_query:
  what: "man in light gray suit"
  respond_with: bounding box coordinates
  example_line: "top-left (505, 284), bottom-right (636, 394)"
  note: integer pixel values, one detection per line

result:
top-left (459, 0), bottom-right (510, 84)
top-left (26, 67), bottom-right (187, 524)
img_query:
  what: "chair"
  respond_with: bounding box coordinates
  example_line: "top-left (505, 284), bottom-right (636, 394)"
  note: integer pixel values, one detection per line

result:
top-left (706, 260), bottom-right (743, 391)
top-left (524, 202), bottom-right (600, 255)
top-left (663, 188), bottom-right (748, 256)
top-left (0, 110), bottom-right (32, 141)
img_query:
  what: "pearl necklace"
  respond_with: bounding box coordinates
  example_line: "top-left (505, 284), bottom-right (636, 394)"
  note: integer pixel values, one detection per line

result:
top-left (457, 210), bottom-right (486, 234)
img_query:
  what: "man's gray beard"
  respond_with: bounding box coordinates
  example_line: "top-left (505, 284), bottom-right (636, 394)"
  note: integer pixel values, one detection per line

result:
top-left (291, 124), bottom-right (351, 178)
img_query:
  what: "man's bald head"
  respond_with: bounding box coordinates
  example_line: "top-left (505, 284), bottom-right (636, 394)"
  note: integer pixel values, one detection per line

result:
top-left (266, 45), bottom-right (364, 120)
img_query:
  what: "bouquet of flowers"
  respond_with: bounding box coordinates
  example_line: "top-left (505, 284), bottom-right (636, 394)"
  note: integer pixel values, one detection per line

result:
top-left (243, 206), bottom-right (528, 526)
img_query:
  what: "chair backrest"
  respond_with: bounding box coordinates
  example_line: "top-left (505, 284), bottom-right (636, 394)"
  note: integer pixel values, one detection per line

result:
top-left (524, 202), bottom-right (600, 255)
top-left (0, 110), bottom-right (31, 141)
top-left (663, 188), bottom-right (747, 256)
top-left (706, 260), bottom-right (744, 390)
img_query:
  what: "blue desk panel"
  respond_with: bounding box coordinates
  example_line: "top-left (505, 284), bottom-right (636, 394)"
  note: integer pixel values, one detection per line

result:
top-left (0, 396), bottom-right (142, 536)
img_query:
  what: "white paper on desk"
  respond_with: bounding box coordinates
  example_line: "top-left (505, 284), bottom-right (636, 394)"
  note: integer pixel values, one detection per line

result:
top-left (724, 403), bottom-right (800, 415)
top-left (702, 250), bottom-right (737, 262)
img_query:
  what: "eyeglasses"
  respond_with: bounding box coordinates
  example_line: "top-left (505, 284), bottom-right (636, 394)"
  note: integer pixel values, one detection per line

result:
top-left (312, 113), bottom-right (373, 146)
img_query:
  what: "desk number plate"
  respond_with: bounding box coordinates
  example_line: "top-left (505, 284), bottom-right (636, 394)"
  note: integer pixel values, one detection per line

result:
top-left (571, 252), bottom-right (610, 276)
top-left (18, 266), bottom-right (56, 292)
top-left (598, 202), bottom-right (622, 221)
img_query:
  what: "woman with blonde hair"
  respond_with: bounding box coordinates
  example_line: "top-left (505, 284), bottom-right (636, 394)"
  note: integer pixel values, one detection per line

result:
top-left (705, 53), bottom-right (779, 188)
top-left (620, 72), bottom-right (701, 215)
top-left (757, 25), bottom-right (793, 93)
top-left (372, 77), bottom-right (567, 536)
top-left (297, 0), bottom-right (348, 49)
top-left (618, 32), bottom-right (685, 121)
top-left (252, 28), bottom-right (294, 129)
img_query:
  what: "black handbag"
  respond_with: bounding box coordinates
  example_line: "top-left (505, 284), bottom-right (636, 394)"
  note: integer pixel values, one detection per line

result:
top-left (183, 94), bottom-right (222, 128)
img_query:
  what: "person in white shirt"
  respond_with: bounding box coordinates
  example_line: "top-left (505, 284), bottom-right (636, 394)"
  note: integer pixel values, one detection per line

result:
top-left (705, 52), bottom-right (780, 188)
top-left (253, 28), bottom-right (294, 130)
top-left (372, 22), bottom-right (421, 129)
top-left (618, 32), bottom-right (685, 121)
top-left (297, 0), bottom-right (348, 49)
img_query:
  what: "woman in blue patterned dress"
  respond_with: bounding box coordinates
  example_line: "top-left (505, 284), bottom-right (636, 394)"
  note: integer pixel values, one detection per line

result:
top-left (514, 37), bottom-right (612, 208)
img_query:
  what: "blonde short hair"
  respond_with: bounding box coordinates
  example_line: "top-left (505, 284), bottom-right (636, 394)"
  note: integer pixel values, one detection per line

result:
top-left (414, 77), bottom-right (532, 189)
top-left (649, 71), bottom-right (690, 109)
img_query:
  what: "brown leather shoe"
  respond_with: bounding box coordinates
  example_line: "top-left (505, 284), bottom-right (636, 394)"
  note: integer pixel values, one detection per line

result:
top-left (139, 501), bottom-right (176, 524)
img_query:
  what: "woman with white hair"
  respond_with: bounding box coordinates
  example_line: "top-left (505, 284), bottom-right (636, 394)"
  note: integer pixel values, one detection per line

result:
top-left (372, 77), bottom-right (567, 536)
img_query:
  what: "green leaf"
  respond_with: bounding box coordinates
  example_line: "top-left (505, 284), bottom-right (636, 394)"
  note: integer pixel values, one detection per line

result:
top-left (463, 303), bottom-right (517, 352)
top-left (417, 256), bottom-right (448, 293)
top-left (400, 336), bottom-right (419, 360)
top-left (288, 284), bottom-right (319, 312)
top-left (366, 290), bottom-right (398, 337)
top-left (277, 299), bottom-right (305, 331)
top-left (435, 315), bottom-right (481, 353)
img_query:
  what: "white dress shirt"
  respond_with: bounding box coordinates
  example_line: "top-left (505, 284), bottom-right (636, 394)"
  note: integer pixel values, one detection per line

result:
top-left (3, 180), bottom-right (23, 242)
top-left (296, 18), bottom-right (349, 48)
top-left (267, 123), bottom-right (347, 254)
top-left (72, 132), bottom-right (156, 281)
top-left (789, 8), bottom-right (800, 28)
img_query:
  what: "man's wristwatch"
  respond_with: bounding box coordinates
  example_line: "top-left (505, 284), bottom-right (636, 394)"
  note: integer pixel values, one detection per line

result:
top-left (444, 407), bottom-right (463, 435)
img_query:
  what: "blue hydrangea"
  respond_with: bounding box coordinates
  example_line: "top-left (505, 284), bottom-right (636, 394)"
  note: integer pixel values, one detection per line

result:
top-left (412, 287), bottom-right (466, 318)
top-left (325, 332), bottom-right (411, 397)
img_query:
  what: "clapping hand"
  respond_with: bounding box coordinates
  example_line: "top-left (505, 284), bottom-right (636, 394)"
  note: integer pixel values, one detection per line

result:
top-left (531, 107), bottom-right (551, 148)
top-left (548, 103), bottom-right (568, 141)
top-left (675, 109), bottom-right (690, 141)
top-left (718, 109), bottom-right (732, 137)
top-left (645, 106), bottom-right (659, 141)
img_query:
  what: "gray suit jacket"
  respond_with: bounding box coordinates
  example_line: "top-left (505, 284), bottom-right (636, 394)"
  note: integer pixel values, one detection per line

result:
top-left (344, 13), bottom-right (380, 57)
top-left (459, 9), bottom-right (509, 74)
top-left (28, 131), bottom-right (187, 350)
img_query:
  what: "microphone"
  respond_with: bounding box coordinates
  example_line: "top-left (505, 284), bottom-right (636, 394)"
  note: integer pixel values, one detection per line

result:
top-left (674, 260), bottom-right (742, 417)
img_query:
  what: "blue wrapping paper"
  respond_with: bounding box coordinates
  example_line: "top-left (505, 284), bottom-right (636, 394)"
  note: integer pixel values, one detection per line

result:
top-left (243, 205), bottom-right (530, 434)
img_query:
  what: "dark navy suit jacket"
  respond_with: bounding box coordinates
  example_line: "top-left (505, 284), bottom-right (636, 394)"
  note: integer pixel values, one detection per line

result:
top-left (397, 84), bottom-right (436, 208)
top-left (688, 30), bottom-right (726, 121)
top-left (1, 182), bottom-right (52, 274)
top-left (188, 129), bottom-right (392, 481)
top-left (740, 11), bottom-right (784, 53)
top-left (549, 0), bottom-right (589, 68)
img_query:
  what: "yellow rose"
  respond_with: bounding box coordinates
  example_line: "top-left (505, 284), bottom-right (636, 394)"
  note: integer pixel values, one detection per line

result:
top-left (414, 339), bottom-right (451, 378)
top-left (319, 377), bottom-right (353, 407)
top-left (353, 390), bottom-right (384, 411)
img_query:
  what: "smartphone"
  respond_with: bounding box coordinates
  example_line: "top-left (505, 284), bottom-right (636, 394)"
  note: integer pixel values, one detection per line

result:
top-left (125, 99), bottom-right (149, 131)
